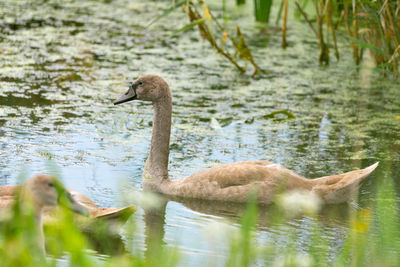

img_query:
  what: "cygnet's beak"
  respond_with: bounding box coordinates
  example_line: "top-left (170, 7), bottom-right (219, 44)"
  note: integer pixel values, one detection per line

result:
top-left (66, 192), bottom-right (89, 216)
top-left (114, 84), bottom-right (137, 105)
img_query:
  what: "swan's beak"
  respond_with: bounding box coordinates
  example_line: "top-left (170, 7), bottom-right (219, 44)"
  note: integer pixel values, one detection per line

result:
top-left (114, 84), bottom-right (137, 105)
top-left (66, 192), bottom-right (89, 216)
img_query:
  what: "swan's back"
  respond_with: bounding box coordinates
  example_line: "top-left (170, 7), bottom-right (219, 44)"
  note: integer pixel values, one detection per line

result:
top-left (167, 161), bottom-right (311, 203)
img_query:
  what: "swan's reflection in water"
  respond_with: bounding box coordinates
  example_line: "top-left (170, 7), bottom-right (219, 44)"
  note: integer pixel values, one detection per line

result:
top-left (141, 194), bottom-right (351, 265)
top-left (60, 193), bottom-right (350, 264)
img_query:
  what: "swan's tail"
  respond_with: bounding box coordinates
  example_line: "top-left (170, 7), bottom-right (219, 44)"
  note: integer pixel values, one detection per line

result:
top-left (311, 162), bottom-right (379, 204)
top-left (93, 205), bottom-right (137, 224)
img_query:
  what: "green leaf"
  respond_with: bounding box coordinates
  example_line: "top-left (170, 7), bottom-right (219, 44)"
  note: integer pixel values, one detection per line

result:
top-left (345, 35), bottom-right (387, 56)
top-left (146, 0), bottom-right (187, 28)
top-left (171, 18), bottom-right (205, 36)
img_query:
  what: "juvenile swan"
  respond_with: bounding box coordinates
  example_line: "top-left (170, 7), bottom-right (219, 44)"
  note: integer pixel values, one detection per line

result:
top-left (0, 175), bottom-right (88, 215)
top-left (0, 180), bottom-right (136, 225)
top-left (114, 75), bottom-right (378, 204)
top-left (0, 175), bottom-right (88, 253)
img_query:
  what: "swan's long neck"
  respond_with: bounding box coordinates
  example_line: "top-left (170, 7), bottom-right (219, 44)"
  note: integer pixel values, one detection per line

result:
top-left (35, 208), bottom-right (45, 254)
top-left (143, 93), bottom-right (172, 191)
top-left (20, 192), bottom-right (46, 254)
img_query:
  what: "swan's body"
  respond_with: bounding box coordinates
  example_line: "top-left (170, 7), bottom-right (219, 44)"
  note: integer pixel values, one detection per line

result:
top-left (114, 75), bottom-right (378, 205)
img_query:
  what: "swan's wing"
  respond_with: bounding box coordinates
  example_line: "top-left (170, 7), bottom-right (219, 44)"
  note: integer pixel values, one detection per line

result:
top-left (183, 161), bottom-right (307, 189)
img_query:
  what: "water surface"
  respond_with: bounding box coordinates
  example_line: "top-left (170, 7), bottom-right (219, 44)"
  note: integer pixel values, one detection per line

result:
top-left (0, 0), bottom-right (399, 265)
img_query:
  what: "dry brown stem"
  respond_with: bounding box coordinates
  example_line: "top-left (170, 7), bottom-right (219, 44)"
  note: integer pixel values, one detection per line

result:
top-left (282, 0), bottom-right (288, 49)
top-left (187, 5), bottom-right (246, 73)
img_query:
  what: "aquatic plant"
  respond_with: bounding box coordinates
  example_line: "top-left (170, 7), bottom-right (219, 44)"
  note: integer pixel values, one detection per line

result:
top-left (295, 0), bottom-right (339, 65)
top-left (147, 0), bottom-right (261, 76)
top-left (341, 0), bottom-right (400, 76)
top-left (281, 0), bottom-right (288, 48)
top-left (147, 0), bottom-right (398, 76)
top-left (254, 0), bottom-right (273, 23)
top-left (293, 0), bottom-right (399, 75)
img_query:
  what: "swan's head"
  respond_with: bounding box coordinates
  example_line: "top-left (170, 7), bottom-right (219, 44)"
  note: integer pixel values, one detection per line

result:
top-left (22, 174), bottom-right (88, 216)
top-left (114, 74), bottom-right (170, 105)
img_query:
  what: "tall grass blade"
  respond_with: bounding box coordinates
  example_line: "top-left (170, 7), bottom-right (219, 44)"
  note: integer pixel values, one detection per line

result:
top-left (171, 18), bottom-right (205, 36)
top-left (345, 35), bottom-right (387, 56)
top-left (254, 0), bottom-right (273, 23)
top-left (146, 0), bottom-right (187, 28)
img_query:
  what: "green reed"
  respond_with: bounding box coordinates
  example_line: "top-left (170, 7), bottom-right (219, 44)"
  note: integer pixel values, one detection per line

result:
top-left (294, 0), bottom-right (399, 76)
top-left (254, 0), bottom-right (273, 23)
top-left (342, 0), bottom-right (400, 76)
top-left (148, 0), bottom-right (399, 77)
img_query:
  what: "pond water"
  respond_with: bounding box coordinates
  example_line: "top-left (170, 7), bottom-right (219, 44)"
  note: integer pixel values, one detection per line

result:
top-left (0, 0), bottom-right (399, 265)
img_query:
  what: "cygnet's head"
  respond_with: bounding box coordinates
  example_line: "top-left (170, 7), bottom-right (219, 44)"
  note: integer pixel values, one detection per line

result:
top-left (114, 74), bottom-right (170, 104)
top-left (22, 174), bottom-right (88, 215)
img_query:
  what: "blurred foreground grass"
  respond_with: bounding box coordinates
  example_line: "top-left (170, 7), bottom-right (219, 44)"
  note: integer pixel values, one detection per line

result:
top-left (0, 168), bottom-right (398, 267)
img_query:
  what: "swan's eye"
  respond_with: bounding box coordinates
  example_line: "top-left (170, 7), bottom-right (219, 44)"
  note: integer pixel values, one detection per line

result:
top-left (138, 81), bottom-right (143, 86)
top-left (48, 182), bottom-right (54, 187)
